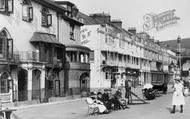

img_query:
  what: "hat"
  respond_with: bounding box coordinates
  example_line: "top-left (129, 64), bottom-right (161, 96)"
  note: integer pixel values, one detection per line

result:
top-left (97, 92), bottom-right (102, 95)
top-left (90, 91), bottom-right (97, 96)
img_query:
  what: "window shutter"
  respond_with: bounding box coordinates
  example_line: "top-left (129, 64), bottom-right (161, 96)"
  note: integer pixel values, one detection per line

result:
top-left (28, 6), bottom-right (33, 20)
top-left (0, 0), bottom-right (6, 12)
top-left (7, 0), bottom-right (13, 13)
top-left (47, 14), bottom-right (52, 26)
top-left (22, 5), bottom-right (28, 21)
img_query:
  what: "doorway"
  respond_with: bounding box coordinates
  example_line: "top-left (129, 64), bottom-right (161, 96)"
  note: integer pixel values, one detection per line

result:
top-left (18, 69), bottom-right (28, 101)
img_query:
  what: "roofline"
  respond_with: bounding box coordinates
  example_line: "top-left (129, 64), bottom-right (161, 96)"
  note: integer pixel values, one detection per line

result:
top-left (32, 0), bottom-right (66, 13)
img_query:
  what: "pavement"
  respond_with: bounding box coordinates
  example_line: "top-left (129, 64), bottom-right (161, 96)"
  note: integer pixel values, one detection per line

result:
top-left (10, 85), bottom-right (190, 119)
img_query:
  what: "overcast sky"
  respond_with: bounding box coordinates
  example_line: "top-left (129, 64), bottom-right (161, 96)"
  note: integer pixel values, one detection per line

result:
top-left (59, 0), bottom-right (190, 41)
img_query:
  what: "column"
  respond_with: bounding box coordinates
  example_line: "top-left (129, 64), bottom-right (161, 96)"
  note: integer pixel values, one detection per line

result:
top-left (77, 51), bottom-right (80, 62)
top-left (40, 68), bottom-right (45, 102)
top-left (27, 69), bottom-right (32, 101)
top-left (83, 53), bottom-right (86, 63)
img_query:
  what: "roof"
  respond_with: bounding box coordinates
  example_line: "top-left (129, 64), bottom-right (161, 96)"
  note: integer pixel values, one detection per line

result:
top-left (65, 44), bottom-right (91, 51)
top-left (55, 1), bottom-right (75, 6)
top-left (78, 12), bottom-right (103, 25)
top-left (30, 32), bottom-right (64, 46)
top-left (32, 0), bottom-right (66, 13)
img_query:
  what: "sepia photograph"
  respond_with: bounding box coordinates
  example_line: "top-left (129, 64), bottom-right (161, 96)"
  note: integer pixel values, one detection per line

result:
top-left (0, 0), bottom-right (189, 119)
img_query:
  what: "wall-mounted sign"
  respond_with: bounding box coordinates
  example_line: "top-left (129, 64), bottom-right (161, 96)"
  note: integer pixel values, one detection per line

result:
top-left (143, 9), bottom-right (180, 31)
top-left (81, 28), bottom-right (91, 45)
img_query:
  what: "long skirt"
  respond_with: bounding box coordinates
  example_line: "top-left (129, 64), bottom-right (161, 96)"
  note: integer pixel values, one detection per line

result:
top-left (172, 92), bottom-right (185, 106)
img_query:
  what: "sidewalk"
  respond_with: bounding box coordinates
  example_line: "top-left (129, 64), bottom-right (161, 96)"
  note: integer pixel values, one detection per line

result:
top-left (4, 85), bottom-right (166, 110)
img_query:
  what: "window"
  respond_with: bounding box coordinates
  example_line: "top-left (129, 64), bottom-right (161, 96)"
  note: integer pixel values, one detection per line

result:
top-left (0, 29), bottom-right (13, 59)
top-left (0, 30), bottom-right (6, 58)
top-left (0, 72), bottom-right (9, 93)
top-left (0, 0), bottom-right (13, 14)
top-left (41, 8), bottom-right (52, 27)
top-left (22, 0), bottom-right (33, 22)
top-left (70, 24), bottom-right (74, 40)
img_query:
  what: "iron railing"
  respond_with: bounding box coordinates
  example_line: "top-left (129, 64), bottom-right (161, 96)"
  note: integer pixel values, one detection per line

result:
top-left (14, 51), bottom-right (40, 62)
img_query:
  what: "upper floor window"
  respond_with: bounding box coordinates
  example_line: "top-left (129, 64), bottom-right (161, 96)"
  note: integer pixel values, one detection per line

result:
top-left (0, 0), bottom-right (13, 15)
top-left (0, 28), bottom-right (13, 59)
top-left (41, 8), bottom-right (52, 27)
top-left (70, 24), bottom-right (74, 40)
top-left (22, 0), bottom-right (33, 22)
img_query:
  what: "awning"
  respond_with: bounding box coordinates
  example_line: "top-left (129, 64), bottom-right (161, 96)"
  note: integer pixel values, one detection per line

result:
top-left (30, 32), bottom-right (64, 46)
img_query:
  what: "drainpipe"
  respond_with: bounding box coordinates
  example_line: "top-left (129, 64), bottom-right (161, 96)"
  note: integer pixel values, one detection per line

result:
top-left (57, 12), bottom-right (59, 41)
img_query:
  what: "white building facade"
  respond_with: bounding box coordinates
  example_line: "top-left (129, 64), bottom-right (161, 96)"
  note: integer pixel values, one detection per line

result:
top-left (79, 13), bottom-right (177, 92)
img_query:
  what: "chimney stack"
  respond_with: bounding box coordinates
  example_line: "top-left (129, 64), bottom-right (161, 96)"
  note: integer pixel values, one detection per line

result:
top-left (111, 19), bottom-right (122, 28)
top-left (89, 12), bottom-right (111, 23)
top-left (128, 27), bottom-right (136, 35)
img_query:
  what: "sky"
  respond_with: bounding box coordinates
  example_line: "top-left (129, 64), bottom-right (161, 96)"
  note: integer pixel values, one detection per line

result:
top-left (58, 0), bottom-right (190, 41)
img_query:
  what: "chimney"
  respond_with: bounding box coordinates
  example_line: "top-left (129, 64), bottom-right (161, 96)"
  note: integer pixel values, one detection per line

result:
top-left (155, 40), bottom-right (159, 44)
top-left (111, 19), bottom-right (122, 28)
top-left (89, 12), bottom-right (111, 23)
top-left (128, 27), bottom-right (136, 35)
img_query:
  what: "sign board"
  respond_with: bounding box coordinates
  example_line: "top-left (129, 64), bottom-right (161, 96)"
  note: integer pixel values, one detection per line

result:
top-left (143, 9), bottom-right (180, 31)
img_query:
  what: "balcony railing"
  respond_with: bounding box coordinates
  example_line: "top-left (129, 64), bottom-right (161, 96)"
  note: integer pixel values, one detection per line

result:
top-left (14, 51), bottom-right (40, 62)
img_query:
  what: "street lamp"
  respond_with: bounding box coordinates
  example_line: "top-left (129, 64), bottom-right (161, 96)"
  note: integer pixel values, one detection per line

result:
top-left (177, 35), bottom-right (182, 78)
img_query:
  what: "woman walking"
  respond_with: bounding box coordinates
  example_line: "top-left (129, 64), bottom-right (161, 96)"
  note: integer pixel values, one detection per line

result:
top-left (171, 78), bottom-right (185, 113)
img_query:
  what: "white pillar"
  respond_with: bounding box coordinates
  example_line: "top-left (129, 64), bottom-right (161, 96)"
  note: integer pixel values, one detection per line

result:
top-left (27, 69), bottom-right (32, 101)
top-left (40, 69), bottom-right (45, 101)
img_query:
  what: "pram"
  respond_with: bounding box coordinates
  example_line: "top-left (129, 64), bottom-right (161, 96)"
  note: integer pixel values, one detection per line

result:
top-left (142, 84), bottom-right (157, 100)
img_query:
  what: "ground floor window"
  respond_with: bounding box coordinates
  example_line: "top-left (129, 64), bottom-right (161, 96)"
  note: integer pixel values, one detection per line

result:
top-left (0, 72), bottom-right (9, 93)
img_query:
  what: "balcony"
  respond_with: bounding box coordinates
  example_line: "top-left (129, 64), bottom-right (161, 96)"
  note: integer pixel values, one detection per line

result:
top-left (14, 51), bottom-right (40, 62)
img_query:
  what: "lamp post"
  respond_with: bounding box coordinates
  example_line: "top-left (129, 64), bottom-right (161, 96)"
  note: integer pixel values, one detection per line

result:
top-left (177, 35), bottom-right (182, 78)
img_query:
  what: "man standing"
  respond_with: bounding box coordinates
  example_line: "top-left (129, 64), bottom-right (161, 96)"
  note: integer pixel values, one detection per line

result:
top-left (125, 77), bottom-right (132, 104)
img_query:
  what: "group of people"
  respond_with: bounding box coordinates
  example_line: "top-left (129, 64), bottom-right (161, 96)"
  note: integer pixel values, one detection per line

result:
top-left (88, 87), bottom-right (130, 114)
top-left (86, 78), bottom-right (133, 114)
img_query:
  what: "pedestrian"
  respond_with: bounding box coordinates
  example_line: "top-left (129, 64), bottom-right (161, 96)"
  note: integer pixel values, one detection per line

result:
top-left (171, 78), bottom-right (185, 113)
top-left (125, 76), bottom-right (132, 104)
top-left (114, 88), bottom-right (129, 109)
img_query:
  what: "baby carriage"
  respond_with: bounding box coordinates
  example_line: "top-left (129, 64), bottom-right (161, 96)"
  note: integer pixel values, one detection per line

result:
top-left (142, 84), bottom-right (157, 100)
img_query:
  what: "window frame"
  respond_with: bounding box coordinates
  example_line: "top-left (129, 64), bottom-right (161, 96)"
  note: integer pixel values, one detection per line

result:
top-left (0, 0), bottom-right (14, 15)
top-left (22, 1), bottom-right (33, 22)
top-left (41, 7), bottom-right (52, 27)
top-left (70, 24), bottom-right (75, 40)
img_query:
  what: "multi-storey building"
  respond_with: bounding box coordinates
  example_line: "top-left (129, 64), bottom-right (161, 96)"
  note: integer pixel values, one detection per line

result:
top-left (55, 1), bottom-right (91, 96)
top-left (78, 12), bottom-right (177, 91)
top-left (0, 0), bottom-right (89, 103)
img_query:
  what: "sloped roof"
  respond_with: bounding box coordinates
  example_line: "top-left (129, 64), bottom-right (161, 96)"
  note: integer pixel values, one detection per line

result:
top-left (78, 12), bottom-right (104, 25)
top-left (30, 32), bottom-right (63, 46)
top-left (32, 0), bottom-right (66, 13)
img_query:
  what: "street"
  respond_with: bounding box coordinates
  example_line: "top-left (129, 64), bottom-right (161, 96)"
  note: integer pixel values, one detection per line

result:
top-left (11, 86), bottom-right (190, 119)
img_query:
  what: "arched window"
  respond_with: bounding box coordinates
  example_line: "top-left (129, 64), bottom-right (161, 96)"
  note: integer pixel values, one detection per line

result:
top-left (22, 0), bottom-right (33, 22)
top-left (0, 72), bottom-right (9, 93)
top-left (41, 7), bottom-right (52, 27)
top-left (0, 28), bottom-right (13, 59)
